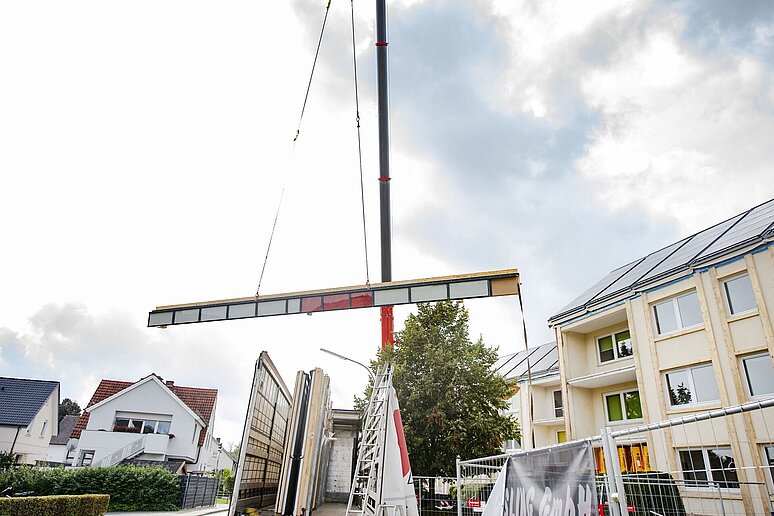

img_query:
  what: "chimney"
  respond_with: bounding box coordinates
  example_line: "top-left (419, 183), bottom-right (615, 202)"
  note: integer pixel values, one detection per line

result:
top-left (166, 380), bottom-right (175, 388)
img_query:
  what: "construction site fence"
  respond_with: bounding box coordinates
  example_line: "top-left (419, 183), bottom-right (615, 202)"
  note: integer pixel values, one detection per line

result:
top-left (456, 396), bottom-right (774, 516)
top-left (413, 476), bottom-right (458, 516)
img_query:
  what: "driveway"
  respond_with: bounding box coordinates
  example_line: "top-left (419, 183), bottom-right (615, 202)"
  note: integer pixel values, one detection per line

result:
top-left (106, 502), bottom-right (229, 515)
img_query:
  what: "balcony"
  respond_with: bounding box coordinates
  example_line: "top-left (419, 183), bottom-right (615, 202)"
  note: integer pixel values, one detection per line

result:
top-left (79, 430), bottom-right (170, 467)
top-left (566, 365), bottom-right (636, 389)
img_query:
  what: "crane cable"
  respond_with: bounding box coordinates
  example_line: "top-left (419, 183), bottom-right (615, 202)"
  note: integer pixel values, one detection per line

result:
top-left (256, 0), bottom-right (333, 297)
top-left (350, 0), bottom-right (371, 286)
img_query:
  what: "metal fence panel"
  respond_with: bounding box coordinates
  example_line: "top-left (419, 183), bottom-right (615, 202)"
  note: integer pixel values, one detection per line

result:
top-left (457, 398), bottom-right (774, 516)
top-left (179, 475), bottom-right (219, 509)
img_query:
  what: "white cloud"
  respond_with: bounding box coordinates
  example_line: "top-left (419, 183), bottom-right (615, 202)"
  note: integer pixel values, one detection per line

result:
top-left (578, 19), bottom-right (774, 231)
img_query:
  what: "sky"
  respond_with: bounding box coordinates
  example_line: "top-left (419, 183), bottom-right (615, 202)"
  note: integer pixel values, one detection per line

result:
top-left (1, 0), bottom-right (773, 447)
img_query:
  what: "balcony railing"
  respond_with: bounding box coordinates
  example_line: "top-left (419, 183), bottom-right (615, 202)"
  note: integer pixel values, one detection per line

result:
top-left (90, 436), bottom-right (145, 468)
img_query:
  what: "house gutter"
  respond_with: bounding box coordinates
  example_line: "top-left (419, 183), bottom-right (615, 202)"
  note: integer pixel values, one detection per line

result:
top-left (9, 426), bottom-right (22, 454)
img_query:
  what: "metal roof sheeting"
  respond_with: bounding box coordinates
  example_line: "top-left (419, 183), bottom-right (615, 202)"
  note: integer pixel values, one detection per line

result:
top-left (550, 198), bottom-right (774, 325)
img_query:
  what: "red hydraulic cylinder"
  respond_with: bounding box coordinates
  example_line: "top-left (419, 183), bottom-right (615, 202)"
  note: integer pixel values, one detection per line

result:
top-left (380, 305), bottom-right (394, 349)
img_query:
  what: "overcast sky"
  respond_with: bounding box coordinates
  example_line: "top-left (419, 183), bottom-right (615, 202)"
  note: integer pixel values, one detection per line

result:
top-left (2, 0), bottom-right (773, 446)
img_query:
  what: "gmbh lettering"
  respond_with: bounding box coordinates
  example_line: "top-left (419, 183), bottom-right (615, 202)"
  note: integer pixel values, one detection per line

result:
top-left (502, 442), bottom-right (598, 516)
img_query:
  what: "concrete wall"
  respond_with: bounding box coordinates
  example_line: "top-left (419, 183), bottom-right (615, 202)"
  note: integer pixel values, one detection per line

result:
top-left (325, 423), bottom-right (358, 502)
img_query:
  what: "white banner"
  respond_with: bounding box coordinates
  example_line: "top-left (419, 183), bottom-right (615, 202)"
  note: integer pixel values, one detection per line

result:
top-left (383, 387), bottom-right (420, 516)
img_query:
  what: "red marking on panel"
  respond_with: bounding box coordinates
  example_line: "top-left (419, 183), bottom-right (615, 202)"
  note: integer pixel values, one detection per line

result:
top-left (393, 409), bottom-right (410, 477)
top-left (350, 292), bottom-right (373, 308)
top-left (301, 297), bottom-right (323, 313)
top-left (323, 293), bottom-right (350, 310)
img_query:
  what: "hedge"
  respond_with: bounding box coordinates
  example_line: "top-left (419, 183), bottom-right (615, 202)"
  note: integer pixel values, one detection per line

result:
top-left (0, 494), bottom-right (109, 516)
top-left (0, 465), bottom-right (179, 511)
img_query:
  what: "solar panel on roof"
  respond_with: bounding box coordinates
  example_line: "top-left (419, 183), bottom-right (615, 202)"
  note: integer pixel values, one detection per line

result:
top-left (555, 261), bottom-right (639, 316)
top-left (529, 347), bottom-right (559, 375)
top-left (695, 200), bottom-right (774, 261)
top-left (550, 198), bottom-right (774, 324)
top-left (498, 342), bottom-right (558, 380)
top-left (644, 213), bottom-right (745, 280)
top-left (592, 237), bottom-right (690, 302)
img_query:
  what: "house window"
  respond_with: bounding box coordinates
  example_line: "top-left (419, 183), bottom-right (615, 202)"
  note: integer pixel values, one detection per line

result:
top-left (79, 450), bottom-right (95, 467)
top-left (665, 364), bottom-right (720, 407)
top-left (741, 354), bottom-right (774, 398)
top-left (39, 420), bottom-right (48, 437)
top-left (653, 291), bottom-right (702, 335)
top-left (553, 390), bottom-right (563, 418)
top-left (557, 430), bottom-right (566, 444)
top-left (605, 390), bottom-right (642, 422)
top-left (723, 273), bottom-right (756, 315)
top-left (597, 330), bottom-right (633, 363)
top-left (764, 445), bottom-right (774, 488)
top-left (679, 448), bottom-right (739, 489)
top-left (113, 417), bottom-right (171, 435)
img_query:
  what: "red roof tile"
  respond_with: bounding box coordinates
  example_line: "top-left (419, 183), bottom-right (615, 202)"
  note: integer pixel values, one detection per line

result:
top-left (71, 376), bottom-right (217, 447)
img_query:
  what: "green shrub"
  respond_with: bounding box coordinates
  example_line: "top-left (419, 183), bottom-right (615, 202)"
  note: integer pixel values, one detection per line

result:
top-left (0, 494), bottom-right (109, 516)
top-left (0, 466), bottom-right (179, 511)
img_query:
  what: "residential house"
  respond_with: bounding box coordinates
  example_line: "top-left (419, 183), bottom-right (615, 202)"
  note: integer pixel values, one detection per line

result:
top-left (214, 439), bottom-right (236, 472)
top-left (69, 374), bottom-right (219, 472)
top-left (47, 414), bottom-right (79, 465)
top-left (0, 377), bottom-right (59, 465)
top-left (548, 198), bottom-right (774, 514)
top-left (494, 341), bottom-right (561, 451)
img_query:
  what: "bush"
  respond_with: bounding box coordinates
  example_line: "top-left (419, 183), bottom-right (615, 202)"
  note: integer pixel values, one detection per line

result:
top-left (0, 466), bottom-right (180, 512)
top-left (0, 494), bottom-right (109, 516)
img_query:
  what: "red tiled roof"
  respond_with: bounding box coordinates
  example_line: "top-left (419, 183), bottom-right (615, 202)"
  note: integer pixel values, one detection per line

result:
top-left (71, 379), bottom-right (132, 439)
top-left (70, 375), bottom-right (217, 447)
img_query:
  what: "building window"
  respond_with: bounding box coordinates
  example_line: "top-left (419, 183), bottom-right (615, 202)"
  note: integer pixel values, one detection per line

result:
top-left (597, 330), bottom-right (633, 363)
top-left (507, 394), bottom-right (519, 413)
top-left (557, 430), bottom-right (566, 444)
top-left (723, 273), bottom-right (756, 315)
top-left (605, 390), bottom-right (642, 422)
top-left (39, 420), bottom-right (48, 437)
top-left (679, 448), bottom-right (739, 489)
top-left (79, 450), bottom-right (95, 467)
top-left (764, 445), bottom-right (774, 488)
top-left (653, 291), bottom-right (702, 335)
top-left (741, 354), bottom-right (774, 398)
top-left (553, 390), bottom-right (563, 418)
top-left (594, 444), bottom-right (651, 475)
top-left (113, 417), bottom-right (171, 435)
top-left (665, 364), bottom-right (720, 407)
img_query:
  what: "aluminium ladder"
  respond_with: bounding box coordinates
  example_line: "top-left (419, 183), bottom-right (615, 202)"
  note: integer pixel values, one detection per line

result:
top-left (346, 363), bottom-right (393, 516)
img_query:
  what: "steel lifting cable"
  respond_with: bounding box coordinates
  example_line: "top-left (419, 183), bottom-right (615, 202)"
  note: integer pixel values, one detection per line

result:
top-left (256, 0), bottom-right (333, 297)
top-left (350, 0), bottom-right (371, 286)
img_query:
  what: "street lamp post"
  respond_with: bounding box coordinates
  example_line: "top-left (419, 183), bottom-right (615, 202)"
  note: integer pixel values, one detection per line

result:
top-left (320, 348), bottom-right (375, 383)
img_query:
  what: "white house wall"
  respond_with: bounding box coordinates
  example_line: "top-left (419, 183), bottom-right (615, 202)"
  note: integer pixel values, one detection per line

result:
top-left (76, 379), bottom-right (205, 466)
top-left (0, 388), bottom-right (58, 465)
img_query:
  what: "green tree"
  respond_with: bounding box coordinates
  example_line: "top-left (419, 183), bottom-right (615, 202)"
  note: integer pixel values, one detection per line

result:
top-left (58, 398), bottom-right (82, 422)
top-left (366, 301), bottom-right (519, 477)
